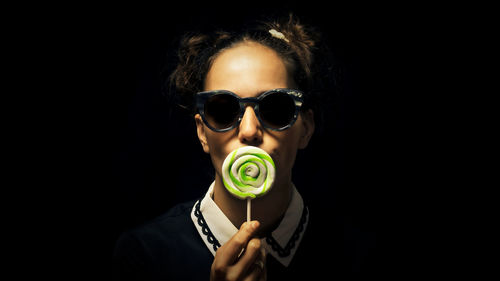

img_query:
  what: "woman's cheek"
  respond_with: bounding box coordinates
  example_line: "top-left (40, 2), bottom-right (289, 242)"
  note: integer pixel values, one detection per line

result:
top-left (280, 132), bottom-right (301, 171)
top-left (206, 134), bottom-right (237, 174)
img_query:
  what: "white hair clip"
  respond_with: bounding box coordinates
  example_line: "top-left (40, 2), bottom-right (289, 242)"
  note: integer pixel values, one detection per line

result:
top-left (269, 29), bottom-right (289, 43)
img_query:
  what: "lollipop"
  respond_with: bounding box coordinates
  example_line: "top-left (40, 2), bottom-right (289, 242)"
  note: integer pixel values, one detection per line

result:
top-left (222, 146), bottom-right (275, 221)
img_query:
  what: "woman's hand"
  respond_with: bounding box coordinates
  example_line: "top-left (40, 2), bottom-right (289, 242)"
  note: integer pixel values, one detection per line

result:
top-left (210, 221), bottom-right (266, 281)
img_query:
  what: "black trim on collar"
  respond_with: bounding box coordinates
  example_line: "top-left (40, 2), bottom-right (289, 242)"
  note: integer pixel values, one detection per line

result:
top-left (194, 197), bottom-right (308, 258)
top-left (194, 199), bottom-right (221, 252)
top-left (265, 206), bottom-right (308, 257)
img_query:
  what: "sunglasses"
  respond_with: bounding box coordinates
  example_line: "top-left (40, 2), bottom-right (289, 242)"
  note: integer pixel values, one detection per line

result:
top-left (196, 88), bottom-right (304, 132)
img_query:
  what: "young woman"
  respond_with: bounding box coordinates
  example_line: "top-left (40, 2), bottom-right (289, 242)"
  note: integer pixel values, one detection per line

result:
top-left (113, 14), bottom-right (367, 280)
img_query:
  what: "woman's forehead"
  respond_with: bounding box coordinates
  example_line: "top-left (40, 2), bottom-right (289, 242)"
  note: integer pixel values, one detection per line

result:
top-left (204, 42), bottom-right (295, 96)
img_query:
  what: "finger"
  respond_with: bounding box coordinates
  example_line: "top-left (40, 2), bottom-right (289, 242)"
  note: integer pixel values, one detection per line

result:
top-left (243, 250), bottom-right (266, 281)
top-left (258, 249), bottom-right (267, 281)
top-left (215, 221), bottom-right (260, 266)
top-left (230, 238), bottom-right (262, 278)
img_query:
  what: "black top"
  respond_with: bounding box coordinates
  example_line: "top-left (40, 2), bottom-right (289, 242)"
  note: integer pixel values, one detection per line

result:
top-left (113, 200), bottom-right (377, 280)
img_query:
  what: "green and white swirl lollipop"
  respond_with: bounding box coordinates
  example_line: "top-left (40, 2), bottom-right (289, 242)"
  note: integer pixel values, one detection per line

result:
top-left (222, 146), bottom-right (276, 221)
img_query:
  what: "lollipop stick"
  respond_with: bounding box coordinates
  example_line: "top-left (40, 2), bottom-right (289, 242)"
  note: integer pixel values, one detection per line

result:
top-left (247, 198), bottom-right (251, 222)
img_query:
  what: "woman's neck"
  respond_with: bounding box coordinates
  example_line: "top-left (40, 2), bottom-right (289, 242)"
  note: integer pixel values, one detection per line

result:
top-left (212, 173), bottom-right (292, 237)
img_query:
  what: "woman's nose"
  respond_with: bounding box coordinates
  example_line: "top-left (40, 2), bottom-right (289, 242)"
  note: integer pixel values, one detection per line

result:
top-left (238, 106), bottom-right (263, 145)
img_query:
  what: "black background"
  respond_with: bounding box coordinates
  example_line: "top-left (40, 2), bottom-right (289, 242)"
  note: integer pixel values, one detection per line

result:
top-left (21, 1), bottom-right (470, 279)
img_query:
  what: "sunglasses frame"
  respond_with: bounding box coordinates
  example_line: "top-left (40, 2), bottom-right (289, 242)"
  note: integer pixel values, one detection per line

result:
top-left (196, 88), bottom-right (304, 132)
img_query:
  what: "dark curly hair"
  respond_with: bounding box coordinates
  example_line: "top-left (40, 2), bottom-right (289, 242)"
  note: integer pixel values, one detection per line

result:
top-left (163, 13), bottom-right (338, 133)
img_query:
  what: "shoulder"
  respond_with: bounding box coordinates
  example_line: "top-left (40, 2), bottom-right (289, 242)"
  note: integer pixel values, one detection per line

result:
top-left (295, 205), bottom-right (378, 276)
top-left (116, 200), bottom-right (197, 249)
top-left (113, 200), bottom-right (213, 280)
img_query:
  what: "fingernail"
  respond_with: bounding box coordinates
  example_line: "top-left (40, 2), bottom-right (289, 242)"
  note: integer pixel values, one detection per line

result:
top-left (251, 221), bottom-right (259, 229)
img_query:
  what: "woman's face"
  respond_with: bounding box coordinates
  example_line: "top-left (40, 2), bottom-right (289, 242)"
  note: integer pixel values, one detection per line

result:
top-left (195, 41), bottom-right (314, 187)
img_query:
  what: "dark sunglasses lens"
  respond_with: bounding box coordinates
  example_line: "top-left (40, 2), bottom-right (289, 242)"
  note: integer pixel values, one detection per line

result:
top-left (259, 92), bottom-right (296, 129)
top-left (204, 94), bottom-right (240, 130)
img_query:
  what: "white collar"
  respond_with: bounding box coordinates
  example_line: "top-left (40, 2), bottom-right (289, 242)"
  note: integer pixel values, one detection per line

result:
top-left (190, 182), bottom-right (309, 267)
